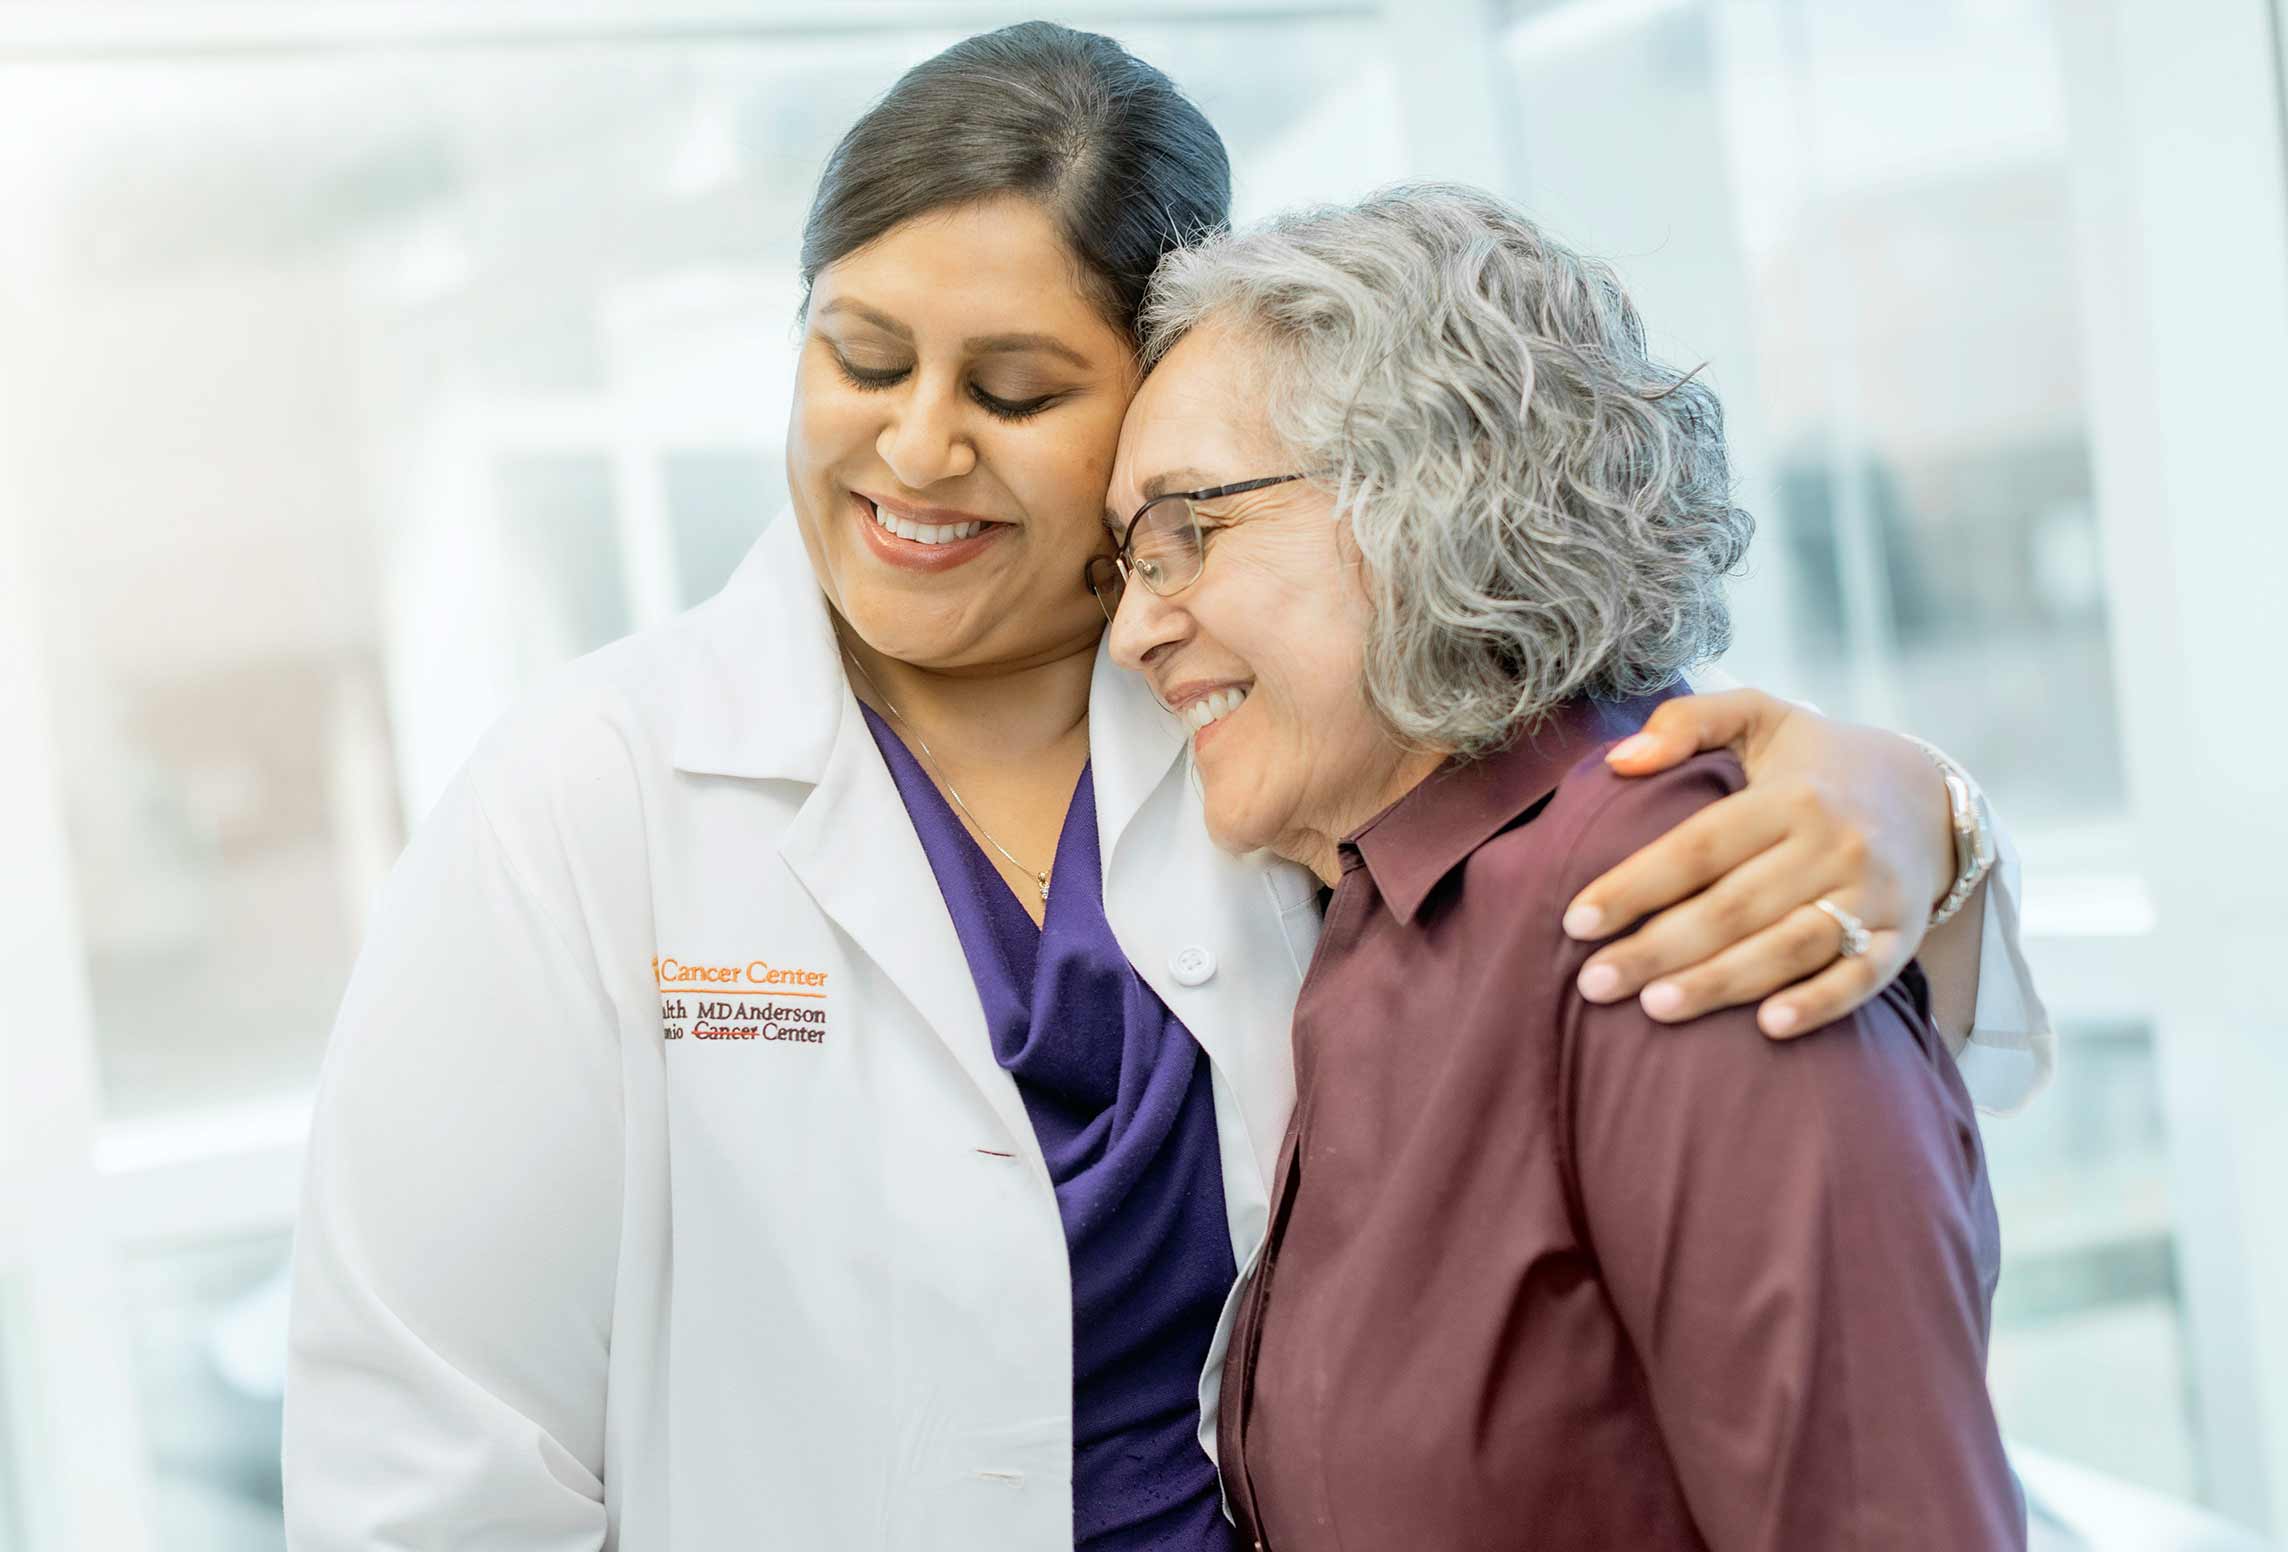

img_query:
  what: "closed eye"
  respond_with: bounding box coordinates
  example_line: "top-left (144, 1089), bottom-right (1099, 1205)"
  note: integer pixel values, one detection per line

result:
top-left (971, 387), bottom-right (1058, 423)
top-left (832, 350), bottom-right (908, 391)
top-left (832, 349), bottom-right (1059, 423)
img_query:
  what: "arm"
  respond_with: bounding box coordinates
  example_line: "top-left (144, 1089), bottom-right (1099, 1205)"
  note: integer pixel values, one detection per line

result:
top-left (1555, 760), bottom-right (2024, 1550)
top-left (284, 774), bottom-right (619, 1550)
top-left (1563, 688), bottom-right (2055, 1113)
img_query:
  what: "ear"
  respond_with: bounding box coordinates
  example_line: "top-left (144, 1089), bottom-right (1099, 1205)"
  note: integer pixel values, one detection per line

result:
top-left (1330, 508), bottom-right (1379, 606)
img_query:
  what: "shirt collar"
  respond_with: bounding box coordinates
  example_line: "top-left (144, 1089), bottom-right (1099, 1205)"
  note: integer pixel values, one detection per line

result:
top-left (1347, 689), bottom-right (1683, 926)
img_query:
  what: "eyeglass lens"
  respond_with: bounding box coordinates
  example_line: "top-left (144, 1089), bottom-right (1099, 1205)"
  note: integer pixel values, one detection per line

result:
top-left (1128, 498), bottom-right (1204, 595)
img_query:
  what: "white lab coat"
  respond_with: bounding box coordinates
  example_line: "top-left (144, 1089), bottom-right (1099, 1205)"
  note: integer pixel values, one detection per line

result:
top-left (283, 513), bottom-right (2052, 1550)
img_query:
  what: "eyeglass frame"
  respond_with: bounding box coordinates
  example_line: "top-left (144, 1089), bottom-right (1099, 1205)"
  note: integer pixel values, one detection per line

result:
top-left (1083, 471), bottom-right (1317, 623)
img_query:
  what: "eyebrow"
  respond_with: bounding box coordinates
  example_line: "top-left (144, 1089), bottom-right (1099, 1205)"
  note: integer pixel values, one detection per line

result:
top-left (1105, 467), bottom-right (1226, 537)
top-left (1142, 468), bottom-right (1219, 500)
top-left (816, 298), bottom-right (911, 340)
top-left (965, 331), bottom-right (1093, 369)
top-left (815, 300), bottom-right (1092, 370)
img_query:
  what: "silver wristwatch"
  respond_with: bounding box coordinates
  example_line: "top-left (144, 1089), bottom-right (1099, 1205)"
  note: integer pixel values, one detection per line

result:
top-left (1906, 736), bottom-right (1996, 929)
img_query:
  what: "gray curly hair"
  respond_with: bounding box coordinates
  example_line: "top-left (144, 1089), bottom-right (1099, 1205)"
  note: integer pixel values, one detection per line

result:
top-left (1139, 182), bottom-right (1752, 755)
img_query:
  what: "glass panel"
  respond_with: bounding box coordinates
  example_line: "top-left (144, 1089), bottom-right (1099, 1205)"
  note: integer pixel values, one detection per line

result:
top-left (2, 19), bottom-right (1399, 1126)
top-left (0, 1289), bottom-right (20, 1552)
top-left (1502, 0), bottom-right (2125, 836)
top-left (495, 450), bottom-right (632, 663)
top-left (45, 649), bottom-right (401, 1122)
top-left (124, 1235), bottom-right (289, 1551)
top-left (1983, 1021), bottom-right (2197, 1498)
top-left (665, 448), bottom-right (779, 609)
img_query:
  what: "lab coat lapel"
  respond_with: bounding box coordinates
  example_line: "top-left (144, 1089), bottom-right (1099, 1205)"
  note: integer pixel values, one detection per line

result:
top-left (1087, 635), bottom-right (1186, 876)
top-left (1089, 634), bottom-right (1322, 1192)
top-left (674, 513), bottom-right (1043, 1172)
top-left (778, 709), bottom-right (1045, 1171)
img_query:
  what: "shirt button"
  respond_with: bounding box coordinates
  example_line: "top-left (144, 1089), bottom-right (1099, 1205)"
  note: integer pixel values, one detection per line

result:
top-left (1170, 945), bottom-right (1217, 987)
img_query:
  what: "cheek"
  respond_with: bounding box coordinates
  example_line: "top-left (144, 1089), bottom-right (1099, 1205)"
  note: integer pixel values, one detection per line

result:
top-left (786, 359), bottom-right (861, 480)
top-left (994, 419), bottom-right (1124, 553)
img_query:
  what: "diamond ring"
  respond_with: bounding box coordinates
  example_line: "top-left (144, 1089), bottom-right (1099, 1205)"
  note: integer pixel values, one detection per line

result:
top-left (1813, 898), bottom-right (1872, 959)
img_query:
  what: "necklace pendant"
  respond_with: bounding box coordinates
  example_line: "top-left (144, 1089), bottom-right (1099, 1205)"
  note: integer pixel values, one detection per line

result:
top-left (1036, 872), bottom-right (1051, 903)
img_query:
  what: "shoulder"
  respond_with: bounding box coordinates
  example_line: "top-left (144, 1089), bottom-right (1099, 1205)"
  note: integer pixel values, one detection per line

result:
top-left (1541, 747), bottom-right (1744, 890)
top-left (427, 615), bottom-right (714, 915)
top-left (466, 629), bottom-right (678, 814)
top-left (1468, 747), bottom-right (1746, 927)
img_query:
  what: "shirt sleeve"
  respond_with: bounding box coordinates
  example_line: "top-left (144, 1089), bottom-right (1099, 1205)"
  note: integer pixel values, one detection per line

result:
top-left (1956, 795), bottom-right (2056, 1114)
top-left (283, 773), bottom-right (621, 1550)
top-left (1550, 757), bottom-right (2026, 1551)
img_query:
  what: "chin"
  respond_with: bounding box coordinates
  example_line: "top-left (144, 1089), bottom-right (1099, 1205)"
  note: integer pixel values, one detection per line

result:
top-left (1198, 784), bottom-right (1278, 862)
top-left (1195, 783), bottom-right (1244, 851)
top-left (1203, 818), bottom-right (1259, 859)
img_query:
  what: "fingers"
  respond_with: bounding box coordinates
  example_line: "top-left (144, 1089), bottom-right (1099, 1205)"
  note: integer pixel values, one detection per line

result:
top-left (1755, 924), bottom-right (1910, 1039)
top-left (1575, 840), bottom-right (1841, 1007)
top-left (1563, 789), bottom-right (1791, 942)
top-left (1580, 892), bottom-right (1907, 1041)
top-left (1601, 689), bottom-right (1786, 776)
top-left (1610, 900), bottom-right (1869, 1027)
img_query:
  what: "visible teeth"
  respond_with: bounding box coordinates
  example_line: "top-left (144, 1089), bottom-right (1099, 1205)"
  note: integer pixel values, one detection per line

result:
top-left (867, 499), bottom-right (983, 545)
top-left (1183, 686), bottom-right (1250, 732)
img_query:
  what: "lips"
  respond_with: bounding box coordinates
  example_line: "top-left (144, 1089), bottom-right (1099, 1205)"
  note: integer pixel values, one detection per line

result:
top-left (861, 494), bottom-right (986, 546)
top-left (1159, 681), bottom-right (1254, 752)
top-left (851, 491), bottom-right (1007, 572)
top-left (1182, 685), bottom-right (1250, 732)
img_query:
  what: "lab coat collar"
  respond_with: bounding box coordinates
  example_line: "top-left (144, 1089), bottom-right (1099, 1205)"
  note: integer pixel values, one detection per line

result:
top-left (673, 509), bottom-right (1189, 863)
top-left (669, 512), bottom-right (842, 783)
top-left (1087, 630), bottom-right (1188, 869)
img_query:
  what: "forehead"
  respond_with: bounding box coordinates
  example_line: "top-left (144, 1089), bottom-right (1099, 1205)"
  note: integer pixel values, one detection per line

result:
top-left (1113, 324), bottom-right (1280, 501)
top-left (812, 194), bottom-right (1118, 344)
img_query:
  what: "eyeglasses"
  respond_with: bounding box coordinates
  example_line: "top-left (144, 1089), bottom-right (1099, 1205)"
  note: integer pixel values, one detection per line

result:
top-left (1083, 472), bottom-right (1315, 624)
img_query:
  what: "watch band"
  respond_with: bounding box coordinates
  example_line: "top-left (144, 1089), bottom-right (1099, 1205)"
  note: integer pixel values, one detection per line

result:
top-left (1905, 736), bottom-right (1996, 929)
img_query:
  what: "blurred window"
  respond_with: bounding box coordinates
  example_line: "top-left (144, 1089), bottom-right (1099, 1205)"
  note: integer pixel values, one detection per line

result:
top-left (124, 1237), bottom-right (290, 1552)
top-left (665, 448), bottom-right (781, 608)
top-left (0, 1302), bottom-right (20, 1552)
top-left (1505, 0), bottom-right (2123, 837)
top-left (1985, 1020), bottom-right (2192, 1494)
top-left (1501, 0), bottom-right (2180, 1504)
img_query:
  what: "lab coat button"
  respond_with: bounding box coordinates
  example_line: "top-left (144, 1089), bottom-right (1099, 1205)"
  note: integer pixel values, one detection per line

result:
top-left (1170, 946), bottom-right (1216, 987)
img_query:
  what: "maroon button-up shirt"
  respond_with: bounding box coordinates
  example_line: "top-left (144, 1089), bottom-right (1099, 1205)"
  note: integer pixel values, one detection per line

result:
top-left (1218, 695), bottom-right (2022, 1551)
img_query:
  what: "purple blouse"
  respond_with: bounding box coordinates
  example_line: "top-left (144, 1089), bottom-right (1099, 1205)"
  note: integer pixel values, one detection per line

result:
top-left (862, 706), bottom-right (1239, 1552)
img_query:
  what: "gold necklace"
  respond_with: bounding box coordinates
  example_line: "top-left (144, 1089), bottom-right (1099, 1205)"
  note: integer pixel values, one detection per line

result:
top-left (841, 648), bottom-right (1053, 903)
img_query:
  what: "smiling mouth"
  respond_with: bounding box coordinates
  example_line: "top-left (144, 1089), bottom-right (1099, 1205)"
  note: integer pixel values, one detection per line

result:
top-left (857, 493), bottom-right (993, 546)
top-left (1180, 685), bottom-right (1252, 733)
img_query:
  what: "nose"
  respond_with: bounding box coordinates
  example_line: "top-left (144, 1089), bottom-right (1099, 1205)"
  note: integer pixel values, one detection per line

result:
top-left (1106, 568), bottom-right (1192, 675)
top-left (877, 376), bottom-right (977, 488)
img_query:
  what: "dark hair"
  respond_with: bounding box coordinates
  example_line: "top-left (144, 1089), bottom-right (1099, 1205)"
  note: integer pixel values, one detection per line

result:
top-left (799, 21), bottom-right (1231, 340)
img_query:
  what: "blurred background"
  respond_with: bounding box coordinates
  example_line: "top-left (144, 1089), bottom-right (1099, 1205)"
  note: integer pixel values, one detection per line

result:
top-left (0, 0), bottom-right (2282, 1547)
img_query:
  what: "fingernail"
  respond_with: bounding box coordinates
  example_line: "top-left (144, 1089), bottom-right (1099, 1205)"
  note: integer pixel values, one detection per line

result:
top-left (1563, 904), bottom-right (1605, 939)
top-left (1578, 963), bottom-right (1623, 1001)
top-left (1641, 982), bottom-right (1686, 1019)
top-left (1761, 1004), bottom-right (1800, 1036)
top-left (1607, 734), bottom-right (1657, 764)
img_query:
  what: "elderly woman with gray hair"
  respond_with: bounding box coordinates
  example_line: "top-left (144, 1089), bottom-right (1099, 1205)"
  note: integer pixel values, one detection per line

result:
top-left (1102, 185), bottom-right (2025, 1550)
